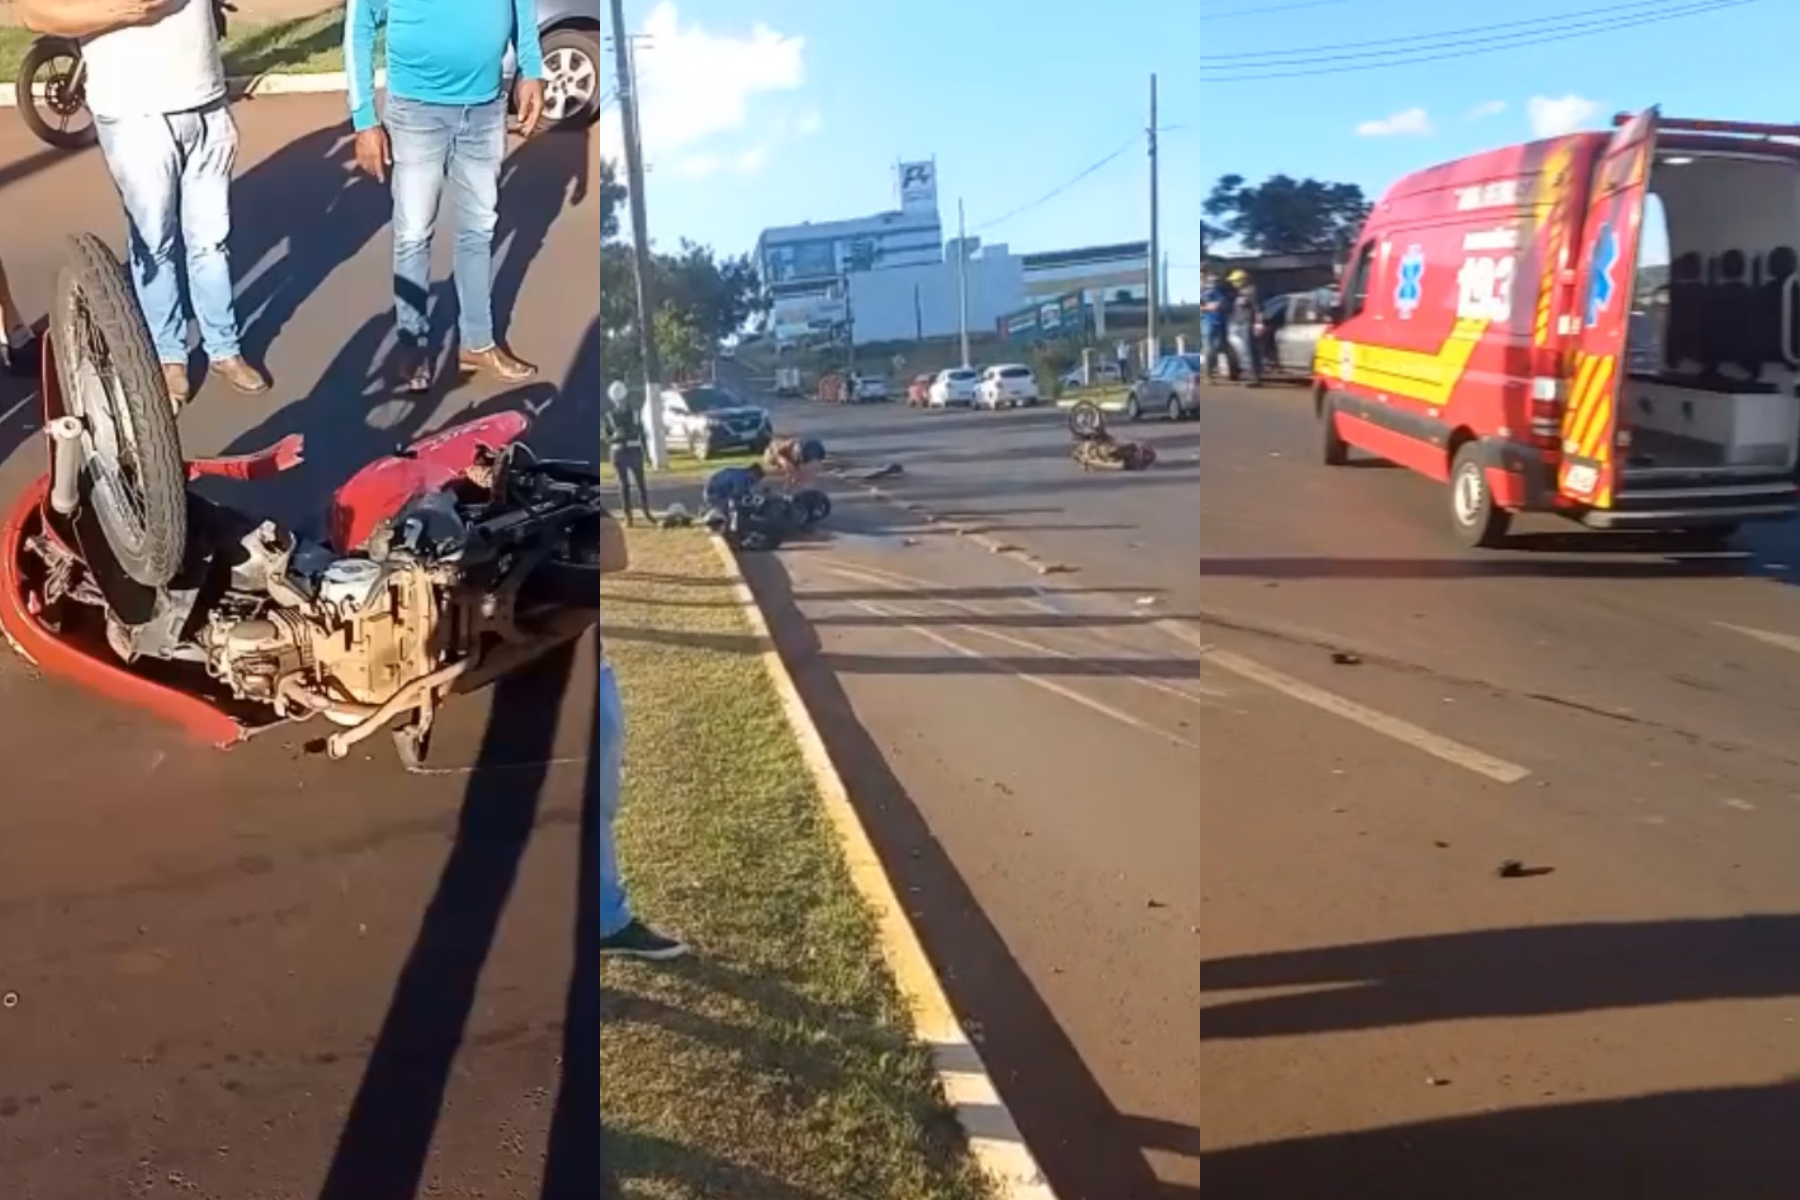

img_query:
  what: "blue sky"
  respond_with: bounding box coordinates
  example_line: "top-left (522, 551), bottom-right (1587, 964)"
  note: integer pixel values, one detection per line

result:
top-left (600, 0), bottom-right (1788, 306)
top-left (599, 0), bottom-right (1200, 299)
top-left (1201, 0), bottom-right (1794, 237)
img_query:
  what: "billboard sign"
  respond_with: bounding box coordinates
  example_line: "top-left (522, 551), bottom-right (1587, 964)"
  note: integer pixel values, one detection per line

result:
top-left (764, 238), bottom-right (840, 284)
top-left (897, 159), bottom-right (937, 211)
top-left (998, 291), bottom-right (1088, 342)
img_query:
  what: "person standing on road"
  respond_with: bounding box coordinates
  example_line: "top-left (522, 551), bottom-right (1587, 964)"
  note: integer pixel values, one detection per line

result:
top-left (1199, 271), bottom-right (1239, 383)
top-left (600, 398), bottom-right (655, 525)
top-left (1228, 268), bottom-right (1263, 387)
top-left (344, 0), bottom-right (547, 393)
top-left (0, 257), bottom-right (41, 378)
top-left (597, 504), bottom-right (689, 961)
top-left (18, 0), bottom-right (269, 405)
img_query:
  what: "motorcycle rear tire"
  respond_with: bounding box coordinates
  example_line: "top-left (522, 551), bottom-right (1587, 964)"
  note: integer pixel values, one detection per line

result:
top-left (17, 39), bottom-right (96, 150)
top-left (51, 233), bottom-right (187, 588)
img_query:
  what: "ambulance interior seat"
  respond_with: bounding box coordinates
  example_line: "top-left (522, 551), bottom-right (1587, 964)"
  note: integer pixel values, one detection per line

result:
top-left (1761, 245), bottom-right (1799, 366)
top-left (1664, 251), bottom-right (1705, 370)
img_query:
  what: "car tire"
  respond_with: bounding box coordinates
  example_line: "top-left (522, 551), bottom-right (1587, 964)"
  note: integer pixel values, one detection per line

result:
top-left (1166, 396), bottom-right (1183, 422)
top-left (1319, 393), bottom-right (1349, 466)
top-left (1449, 441), bottom-right (1511, 549)
top-left (1125, 393), bottom-right (1141, 422)
top-left (536, 28), bottom-right (602, 130)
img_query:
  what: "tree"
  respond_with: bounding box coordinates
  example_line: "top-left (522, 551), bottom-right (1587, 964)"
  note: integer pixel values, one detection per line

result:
top-left (1203, 173), bottom-right (1370, 255)
top-left (653, 303), bottom-right (707, 379)
top-left (600, 158), bottom-right (626, 243)
top-left (654, 239), bottom-right (765, 346)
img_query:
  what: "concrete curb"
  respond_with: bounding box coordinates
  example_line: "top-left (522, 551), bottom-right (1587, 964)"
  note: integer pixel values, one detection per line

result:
top-left (0, 68), bottom-right (375, 108)
top-left (706, 533), bottom-right (1058, 1200)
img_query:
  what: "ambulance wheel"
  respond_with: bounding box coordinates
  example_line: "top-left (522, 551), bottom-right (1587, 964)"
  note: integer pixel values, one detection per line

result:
top-left (1319, 394), bottom-right (1349, 466)
top-left (1449, 443), bottom-right (1511, 549)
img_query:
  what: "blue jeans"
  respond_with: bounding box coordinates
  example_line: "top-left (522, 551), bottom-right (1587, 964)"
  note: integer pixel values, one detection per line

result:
top-left (598, 661), bottom-right (632, 938)
top-left (386, 95), bottom-right (506, 352)
top-left (1200, 323), bottom-right (1236, 380)
top-left (95, 102), bottom-right (241, 364)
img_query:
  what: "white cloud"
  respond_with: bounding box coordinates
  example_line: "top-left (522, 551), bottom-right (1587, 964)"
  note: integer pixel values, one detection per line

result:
top-left (796, 109), bottom-right (824, 136)
top-left (600, 2), bottom-right (805, 176)
top-left (1465, 100), bottom-right (1506, 121)
top-left (1527, 94), bottom-right (1602, 138)
top-left (1355, 107), bottom-right (1433, 137)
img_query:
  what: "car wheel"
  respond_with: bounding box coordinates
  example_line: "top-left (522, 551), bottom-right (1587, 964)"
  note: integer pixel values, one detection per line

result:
top-left (1448, 442), bottom-right (1511, 548)
top-left (1124, 393), bottom-right (1141, 422)
top-left (1167, 396), bottom-right (1183, 422)
top-left (537, 28), bottom-right (602, 129)
top-left (1319, 393), bottom-right (1349, 466)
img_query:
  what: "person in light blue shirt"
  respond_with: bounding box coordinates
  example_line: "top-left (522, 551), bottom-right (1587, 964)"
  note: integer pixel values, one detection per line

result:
top-left (703, 463), bottom-right (765, 511)
top-left (344, 0), bottom-right (546, 393)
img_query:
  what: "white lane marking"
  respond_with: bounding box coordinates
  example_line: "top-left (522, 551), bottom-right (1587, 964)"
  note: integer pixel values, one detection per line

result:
top-left (1716, 621), bottom-right (1800, 654)
top-left (1202, 648), bottom-right (1532, 784)
top-left (817, 560), bottom-right (1223, 704)
top-left (851, 599), bottom-right (1201, 749)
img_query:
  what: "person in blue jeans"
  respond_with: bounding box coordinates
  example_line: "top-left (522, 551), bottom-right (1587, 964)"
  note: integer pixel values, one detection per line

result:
top-left (345, 0), bottom-right (547, 393)
top-left (1199, 270), bottom-right (1239, 383)
top-left (596, 504), bottom-right (688, 960)
top-left (18, 0), bottom-right (269, 405)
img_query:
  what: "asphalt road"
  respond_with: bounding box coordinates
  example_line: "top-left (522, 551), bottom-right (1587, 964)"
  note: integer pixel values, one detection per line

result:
top-left (1198, 380), bottom-right (1800, 1199)
top-left (0, 97), bottom-right (603, 1197)
top-left (713, 384), bottom-right (1204, 1197)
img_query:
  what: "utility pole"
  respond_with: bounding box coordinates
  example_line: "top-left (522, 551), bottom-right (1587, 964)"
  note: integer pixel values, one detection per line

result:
top-left (606, 0), bottom-right (666, 468)
top-left (1146, 72), bottom-right (1161, 366)
top-left (956, 197), bottom-right (971, 369)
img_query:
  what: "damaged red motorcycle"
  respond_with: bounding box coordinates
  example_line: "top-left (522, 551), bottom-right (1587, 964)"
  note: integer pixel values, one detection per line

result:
top-left (0, 235), bottom-right (602, 767)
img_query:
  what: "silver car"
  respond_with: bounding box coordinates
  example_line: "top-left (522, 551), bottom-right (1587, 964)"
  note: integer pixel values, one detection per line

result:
top-left (505, 0), bottom-right (601, 130)
top-left (1125, 354), bottom-right (1201, 421)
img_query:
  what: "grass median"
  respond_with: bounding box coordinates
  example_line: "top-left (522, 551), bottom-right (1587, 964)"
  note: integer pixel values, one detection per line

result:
top-left (598, 448), bottom-right (759, 485)
top-left (0, 10), bottom-right (362, 80)
top-left (600, 529), bottom-right (991, 1199)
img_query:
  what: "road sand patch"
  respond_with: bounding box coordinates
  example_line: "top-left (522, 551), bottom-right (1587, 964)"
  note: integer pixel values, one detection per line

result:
top-left (600, 530), bottom-right (1000, 1199)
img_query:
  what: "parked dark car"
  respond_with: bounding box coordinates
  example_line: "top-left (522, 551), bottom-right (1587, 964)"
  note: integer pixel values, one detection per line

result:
top-left (506, 0), bottom-right (602, 130)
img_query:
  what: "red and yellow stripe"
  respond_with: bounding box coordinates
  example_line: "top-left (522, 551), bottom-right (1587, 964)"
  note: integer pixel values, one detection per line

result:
top-left (1561, 350), bottom-right (1617, 462)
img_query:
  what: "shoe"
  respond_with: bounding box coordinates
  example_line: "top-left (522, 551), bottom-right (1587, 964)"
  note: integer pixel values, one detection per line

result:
top-left (458, 344), bottom-right (537, 383)
top-left (211, 356), bottom-right (269, 394)
top-left (162, 363), bottom-right (191, 405)
top-left (398, 343), bottom-right (434, 394)
top-left (599, 919), bottom-right (688, 961)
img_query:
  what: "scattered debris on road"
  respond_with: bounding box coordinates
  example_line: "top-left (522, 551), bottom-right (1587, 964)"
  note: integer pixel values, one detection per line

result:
top-left (1496, 859), bottom-right (1555, 879)
top-left (1330, 651), bottom-right (1362, 666)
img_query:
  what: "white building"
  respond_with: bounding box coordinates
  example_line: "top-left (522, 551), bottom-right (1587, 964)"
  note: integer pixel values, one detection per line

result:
top-left (845, 244), bottom-right (1024, 345)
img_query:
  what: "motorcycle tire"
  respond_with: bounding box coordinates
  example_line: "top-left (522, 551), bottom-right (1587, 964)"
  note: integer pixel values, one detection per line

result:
top-left (51, 233), bottom-right (188, 588)
top-left (17, 39), bottom-right (96, 151)
top-left (1068, 399), bottom-right (1106, 440)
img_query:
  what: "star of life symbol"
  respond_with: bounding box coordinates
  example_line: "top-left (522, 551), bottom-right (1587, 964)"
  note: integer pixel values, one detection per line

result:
top-left (1394, 245), bottom-right (1426, 319)
top-left (1586, 222), bottom-right (1618, 327)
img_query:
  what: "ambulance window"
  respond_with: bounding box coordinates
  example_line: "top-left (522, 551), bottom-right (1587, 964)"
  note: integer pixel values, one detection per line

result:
top-left (1343, 241), bottom-right (1377, 318)
top-left (1629, 193), bottom-right (1671, 372)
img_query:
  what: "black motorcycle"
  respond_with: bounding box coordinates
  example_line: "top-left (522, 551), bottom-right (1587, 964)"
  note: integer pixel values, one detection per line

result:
top-left (709, 488), bottom-right (832, 552)
top-left (16, 36), bottom-right (93, 150)
top-left (15, 2), bottom-right (234, 151)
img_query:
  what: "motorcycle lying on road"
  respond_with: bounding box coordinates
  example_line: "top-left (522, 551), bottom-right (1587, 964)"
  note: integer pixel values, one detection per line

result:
top-left (0, 234), bottom-right (603, 768)
top-left (15, 2), bottom-right (235, 150)
top-left (706, 487), bottom-right (832, 552)
top-left (1068, 400), bottom-right (1158, 472)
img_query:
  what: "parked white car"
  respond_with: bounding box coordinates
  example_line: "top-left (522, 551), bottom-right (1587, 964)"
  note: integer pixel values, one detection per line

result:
top-left (976, 364), bottom-right (1040, 409)
top-left (928, 367), bottom-right (979, 407)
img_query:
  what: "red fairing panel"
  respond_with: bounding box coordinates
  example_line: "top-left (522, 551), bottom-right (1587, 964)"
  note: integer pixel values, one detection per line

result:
top-left (329, 411), bottom-right (532, 552)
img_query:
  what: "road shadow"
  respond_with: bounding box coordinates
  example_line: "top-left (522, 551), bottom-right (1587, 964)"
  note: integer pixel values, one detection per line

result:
top-left (318, 642), bottom-right (580, 1200)
top-left (738, 550), bottom-right (1196, 1200)
top-left (1202, 915), bottom-right (1800, 1041)
top-left (491, 132), bottom-right (590, 352)
top-left (228, 122), bottom-right (389, 372)
top-left (1202, 1081), bottom-right (1800, 1200)
top-left (542, 641), bottom-right (600, 1199)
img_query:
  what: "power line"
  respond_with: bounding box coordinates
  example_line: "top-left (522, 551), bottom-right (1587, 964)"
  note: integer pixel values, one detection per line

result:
top-left (970, 135), bottom-right (1139, 234)
top-left (1201, 0), bottom-right (1754, 81)
top-left (1201, 0), bottom-right (1729, 63)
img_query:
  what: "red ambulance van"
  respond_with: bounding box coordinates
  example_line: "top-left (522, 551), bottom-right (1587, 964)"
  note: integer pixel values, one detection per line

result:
top-left (1314, 108), bottom-right (1800, 547)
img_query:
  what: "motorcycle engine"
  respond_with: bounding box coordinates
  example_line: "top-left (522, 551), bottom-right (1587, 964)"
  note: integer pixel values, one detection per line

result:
top-left (198, 523), bottom-right (447, 722)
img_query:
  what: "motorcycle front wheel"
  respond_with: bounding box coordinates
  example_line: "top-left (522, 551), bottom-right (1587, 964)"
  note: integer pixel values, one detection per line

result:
top-left (17, 39), bottom-right (96, 150)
